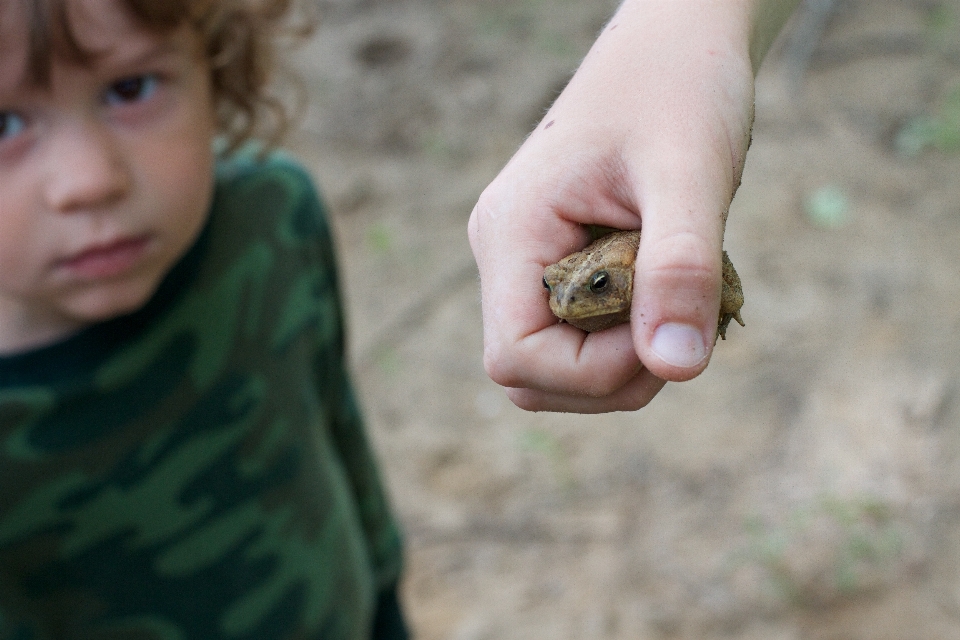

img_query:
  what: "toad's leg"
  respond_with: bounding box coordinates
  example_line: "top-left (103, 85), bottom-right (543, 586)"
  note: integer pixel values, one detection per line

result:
top-left (717, 250), bottom-right (745, 341)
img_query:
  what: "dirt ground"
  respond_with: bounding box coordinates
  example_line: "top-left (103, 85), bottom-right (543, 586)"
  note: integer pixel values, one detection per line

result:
top-left (287, 0), bottom-right (960, 637)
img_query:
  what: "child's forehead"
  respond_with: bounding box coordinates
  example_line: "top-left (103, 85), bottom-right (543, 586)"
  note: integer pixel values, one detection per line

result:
top-left (48, 0), bottom-right (160, 46)
top-left (1, 0), bottom-right (184, 83)
top-left (0, 2), bottom-right (30, 88)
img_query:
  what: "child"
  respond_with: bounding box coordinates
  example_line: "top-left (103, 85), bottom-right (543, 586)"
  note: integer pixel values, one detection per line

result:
top-left (0, 0), bottom-right (407, 638)
top-left (469, 0), bottom-right (801, 413)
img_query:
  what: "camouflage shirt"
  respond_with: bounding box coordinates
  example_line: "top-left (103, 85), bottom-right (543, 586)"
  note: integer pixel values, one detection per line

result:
top-left (0, 154), bottom-right (403, 640)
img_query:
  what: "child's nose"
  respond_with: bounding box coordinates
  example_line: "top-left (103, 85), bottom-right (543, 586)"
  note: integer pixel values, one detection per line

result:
top-left (43, 121), bottom-right (132, 214)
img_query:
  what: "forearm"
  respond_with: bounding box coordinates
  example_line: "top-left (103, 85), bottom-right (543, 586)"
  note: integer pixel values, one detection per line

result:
top-left (609, 0), bottom-right (801, 74)
top-left (547, 0), bottom-right (801, 203)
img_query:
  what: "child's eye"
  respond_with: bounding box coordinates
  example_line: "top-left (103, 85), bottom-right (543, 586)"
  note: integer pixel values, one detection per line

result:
top-left (0, 111), bottom-right (27, 141)
top-left (105, 74), bottom-right (159, 105)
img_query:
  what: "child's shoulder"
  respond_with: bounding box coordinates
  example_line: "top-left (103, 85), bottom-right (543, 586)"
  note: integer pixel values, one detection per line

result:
top-left (211, 146), bottom-right (331, 242)
top-left (216, 144), bottom-right (313, 184)
top-left (216, 146), bottom-right (319, 202)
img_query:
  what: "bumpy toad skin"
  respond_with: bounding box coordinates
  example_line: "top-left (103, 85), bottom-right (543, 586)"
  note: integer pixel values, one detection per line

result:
top-left (543, 231), bottom-right (641, 333)
top-left (543, 230), bottom-right (744, 340)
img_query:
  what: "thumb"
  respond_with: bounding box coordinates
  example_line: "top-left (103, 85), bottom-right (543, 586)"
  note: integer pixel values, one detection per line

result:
top-left (630, 147), bottom-right (741, 383)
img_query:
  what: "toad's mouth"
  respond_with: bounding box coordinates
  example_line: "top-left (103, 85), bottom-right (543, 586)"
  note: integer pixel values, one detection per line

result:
top-left (552, 297), bottom-right (631, 320)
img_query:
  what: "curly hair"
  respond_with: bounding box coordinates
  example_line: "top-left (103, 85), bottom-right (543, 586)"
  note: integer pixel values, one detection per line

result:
top-left (14, 0), bottom-right (312, 151)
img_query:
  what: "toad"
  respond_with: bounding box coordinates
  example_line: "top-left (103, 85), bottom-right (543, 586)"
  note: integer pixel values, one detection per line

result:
top-left (542, 230), bottom-right (744, 340)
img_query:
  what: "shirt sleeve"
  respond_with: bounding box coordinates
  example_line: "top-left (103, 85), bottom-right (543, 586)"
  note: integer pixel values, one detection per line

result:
top-left (280, 158), bottom-right (405, 592)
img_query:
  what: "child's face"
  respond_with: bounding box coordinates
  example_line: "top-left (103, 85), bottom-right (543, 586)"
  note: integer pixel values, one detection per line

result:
top-left (0, 0), bottom-right (216, 353)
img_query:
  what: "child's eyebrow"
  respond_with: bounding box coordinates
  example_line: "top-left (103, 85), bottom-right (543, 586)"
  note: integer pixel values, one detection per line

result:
top-left (89, 38), bottom-right (184, 70)
top-left (0, 37), bottom-right (183, 95)
top-left (0, 53), bottom-right (26, 96)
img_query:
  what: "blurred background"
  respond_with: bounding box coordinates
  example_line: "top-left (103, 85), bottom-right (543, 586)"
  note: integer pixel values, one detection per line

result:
top-left (286, 0), bottom-right (960, 637)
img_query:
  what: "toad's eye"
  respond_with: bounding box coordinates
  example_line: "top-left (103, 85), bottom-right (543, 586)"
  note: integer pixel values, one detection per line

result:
top-left (105, 75), bottom-right (158, 105)
top-left (543, 277), bottom-right (551, 291)
top-left (589, 271), bottom-right (609, 293)
top-left (0, 111), bottom-right (26, 141)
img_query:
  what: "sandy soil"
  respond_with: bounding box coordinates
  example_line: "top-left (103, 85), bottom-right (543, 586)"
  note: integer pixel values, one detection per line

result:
top-left (288, 0), bottom-right (960, 637)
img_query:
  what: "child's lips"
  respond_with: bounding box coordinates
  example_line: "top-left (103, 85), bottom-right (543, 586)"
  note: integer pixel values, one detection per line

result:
top-left (59, 236), bottom-right (151, 280)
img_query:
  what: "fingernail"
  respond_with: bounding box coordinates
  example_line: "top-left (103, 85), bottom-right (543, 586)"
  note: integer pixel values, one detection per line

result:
top-left (651, 323), bottom-right (706, 368)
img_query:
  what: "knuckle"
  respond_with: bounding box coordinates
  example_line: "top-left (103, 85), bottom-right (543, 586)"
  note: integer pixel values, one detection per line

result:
top-left (644, 232), bottom-right (719, 279)
top-left (483, 344), bottom-right (522, 389)
top-left (467, 205), bottom-right (479, 240)
top-left (472, 185), bottom-right (501, 221)
top-left (506, 389), bottom-right (546, 412)
top-left (582, 374), bottom-right (623, 398)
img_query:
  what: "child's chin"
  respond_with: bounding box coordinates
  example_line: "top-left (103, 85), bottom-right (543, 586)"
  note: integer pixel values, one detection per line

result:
top-left (65, 279), bottom-right (160, 324)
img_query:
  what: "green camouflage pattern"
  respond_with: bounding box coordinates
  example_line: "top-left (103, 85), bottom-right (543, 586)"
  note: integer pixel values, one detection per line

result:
top-left (0, 154), bottom-right (402, 639)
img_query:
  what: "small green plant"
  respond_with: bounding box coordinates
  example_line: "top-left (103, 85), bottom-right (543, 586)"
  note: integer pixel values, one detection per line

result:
top-left (419, 127), bottom-right (461, 161)
top-left (473, 0), bottom-right (580, 60)
top-left (373, 346), bottom-right (401, 375)
top-left (366, 221), bottom-right (393, 254)
top-left (518, 428), bottom-right (575, 491)
top-left (475, 2), bottom-right (537, 40)
top-left (804, 184), bottom-right (851, 228)
top-left (738, 495), bottom-right (906, 606)
top-left (535, 31), bottom-right (576, 57)
top-left (895, 3), bottom-right (960, 155)
top-left (925, 2), bottom-right (957, 49)
top-left (896, 85), bottom-right (960, 156)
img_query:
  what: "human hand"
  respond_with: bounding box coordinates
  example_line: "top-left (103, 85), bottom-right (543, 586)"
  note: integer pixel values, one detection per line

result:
top-left (469, 0), bottom-right (794, 412)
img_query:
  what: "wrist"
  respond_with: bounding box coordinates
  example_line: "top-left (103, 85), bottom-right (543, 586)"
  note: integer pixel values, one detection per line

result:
top-left (550, 0), bottom-right (756, 171)
top-left (610, 0), bottom-right (800, 75)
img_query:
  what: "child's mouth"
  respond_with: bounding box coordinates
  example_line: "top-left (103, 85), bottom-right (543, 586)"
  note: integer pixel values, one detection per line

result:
top-left (60, 237), bottom-right (151, 280)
